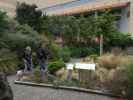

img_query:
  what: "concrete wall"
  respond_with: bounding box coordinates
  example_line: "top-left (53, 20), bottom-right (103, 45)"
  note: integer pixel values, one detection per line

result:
top-left (129, 0), bottom-right (133, 34)
top-left (118, 7), bottom-right (130, 33)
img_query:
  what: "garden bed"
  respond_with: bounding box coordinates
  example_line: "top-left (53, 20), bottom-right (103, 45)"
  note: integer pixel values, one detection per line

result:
top-left (15, 54), bottom-right (133, 100)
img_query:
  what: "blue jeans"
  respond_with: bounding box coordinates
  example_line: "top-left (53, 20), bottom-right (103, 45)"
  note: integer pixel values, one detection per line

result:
top-left (39, 60), bottom-right (46, 80)
top-left (24, 59), bottom-right (33, 74)
top-left (39, 60), bottom-right (45, 70)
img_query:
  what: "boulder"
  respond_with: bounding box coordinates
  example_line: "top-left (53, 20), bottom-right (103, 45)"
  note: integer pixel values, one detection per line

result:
top-left (55, 68), bottom-right (65, 77)
top-left (0, 72), bottom-right (13, 100)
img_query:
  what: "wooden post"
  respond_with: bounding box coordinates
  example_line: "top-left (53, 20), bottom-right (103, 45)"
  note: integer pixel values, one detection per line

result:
top-left (100, 34), bottom-right (103, 56)
top-left (78, 69), bottom-right (81, 81)
top-left (67, 69), bottom-right (72, 81)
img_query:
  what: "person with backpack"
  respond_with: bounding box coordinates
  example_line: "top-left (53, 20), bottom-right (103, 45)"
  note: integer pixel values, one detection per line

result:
top-left (36, 43), bottom-right (47, 80)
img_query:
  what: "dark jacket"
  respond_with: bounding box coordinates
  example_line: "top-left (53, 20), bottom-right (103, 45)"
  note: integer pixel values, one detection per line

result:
top-left (23, 50), bottom-right (32, 63)
top-left (36, 47), bottom-right (47, 61)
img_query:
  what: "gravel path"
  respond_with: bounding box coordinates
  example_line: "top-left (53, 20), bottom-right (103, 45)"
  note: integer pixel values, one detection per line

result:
top-left (8, 76), bottom-right (117, 100)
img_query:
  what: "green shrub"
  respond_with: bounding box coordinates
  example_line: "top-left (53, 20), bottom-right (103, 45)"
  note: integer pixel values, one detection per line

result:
top-left (47, 60), bottom-right (66, 75)
top-left (68, 45), bottom-right (98, 58)
top-left (106, 32), bottom-right (133, 49)
top-left (0, 49), bottom-right (19, 74)
top-left (47, 43), bottom-right (61, 61)
top-left (47, 43), bottom-right (71, 62)
top-left (2, 24), bottom-right (41, 52)
top-left (59, 46), bottom-right (71, 62)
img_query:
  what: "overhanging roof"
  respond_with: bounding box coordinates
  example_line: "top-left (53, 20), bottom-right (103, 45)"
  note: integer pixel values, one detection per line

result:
top-left (48, 1), bottom-right (130, 16)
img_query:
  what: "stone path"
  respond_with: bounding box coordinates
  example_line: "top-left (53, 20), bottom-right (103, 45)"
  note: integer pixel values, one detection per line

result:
top-left (8, 76), bottom-right (117, 100)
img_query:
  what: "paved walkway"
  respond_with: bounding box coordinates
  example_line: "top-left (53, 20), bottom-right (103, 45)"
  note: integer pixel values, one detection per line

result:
top-left (8, 76), bottom-right (117, 100)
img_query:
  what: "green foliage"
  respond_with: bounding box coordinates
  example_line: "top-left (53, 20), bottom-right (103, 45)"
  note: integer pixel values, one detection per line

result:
top-left (59, 46), bottom-right (71, 62)
top-left (0, 48), bottom-right (19, 74)
top-left (0, 10), bottom-right (8, 33)
top-left (47, 43), bottom-right (71, 62)
top-left (78, 16), bottom-right (97, 40)
top-left (126, 63), bottom-right (133, 99)
top-left (0, 10), bottom-right (43, 74)
top-left (106, 32), bottom-right (133, 48)
top-left (47, 43), bottom-right (61, 60)
top-left (42, 16), bottom-right (78, 42)
top-left (41, 12), bottom-right (130, 57)
top-left (68, 44), bottom-right (99, 58)
top-left (47, 60), bottom-right (66, 75)
top-left (96, 12), bottom-right (117, 37)
top-left (0, 19), bottom-right (41, 52)
top-left (16, 2), bottom-right (43, 32)
top-left (42, 13), bottom-right (117, 43)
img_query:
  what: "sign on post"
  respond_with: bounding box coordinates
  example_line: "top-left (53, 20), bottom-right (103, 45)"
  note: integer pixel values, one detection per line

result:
top-left (66, 63), bottom-right (74, 70)
top-left (75, 63), bottom-right (95, 70)
top-left (66, 63), bottom-right (96, 81)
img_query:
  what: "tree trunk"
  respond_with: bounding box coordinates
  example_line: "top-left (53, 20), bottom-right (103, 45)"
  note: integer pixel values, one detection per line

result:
top-left (100, 34), bottom-right (103, 56)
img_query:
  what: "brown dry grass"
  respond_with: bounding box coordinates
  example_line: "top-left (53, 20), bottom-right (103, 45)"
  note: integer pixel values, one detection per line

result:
top-left (98, 54), bottom-right (122, 69)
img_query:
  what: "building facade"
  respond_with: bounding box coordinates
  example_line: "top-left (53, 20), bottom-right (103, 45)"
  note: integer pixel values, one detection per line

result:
top-left (0, 0), bottom-right (74, 17)
top-left (0, 0), bottom-right (133, 33)
top-left (40, 0), bottom-right (133, 34)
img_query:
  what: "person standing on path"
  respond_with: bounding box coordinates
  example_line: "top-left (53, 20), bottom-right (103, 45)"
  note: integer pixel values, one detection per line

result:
top-left (23, 46), bottom-right (33, 74)
top-left (36, 43), bottom-right (47, 80)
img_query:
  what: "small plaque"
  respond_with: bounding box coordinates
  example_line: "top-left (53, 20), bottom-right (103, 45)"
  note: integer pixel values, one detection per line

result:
top-left (75, 63), bottom-right (95, 70)
top-left (66, 63), bottom-right (74, 70)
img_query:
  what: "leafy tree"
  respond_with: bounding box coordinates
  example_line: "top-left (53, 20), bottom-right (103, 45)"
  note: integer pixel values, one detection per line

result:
top-left (16, 2), bottom-right (43, 32)
top-left (42, 13), bottom-right (117, 44)
top-left (3, 25), bottom-right (41, 51)
top-left (77, 15), bottom-right (98, 43)
top-left (0, 18), bottom-right (42, 52)
top-left (41, 12), bottom-right (133, 57)
top-left (42, 16), bottom-right (79, 43)
top-left (96, 12), bottom-right (117, 37)
top-left (106, 32), bottom-right (133, 48)
top-left (0, 10), bottom-right (8, 33)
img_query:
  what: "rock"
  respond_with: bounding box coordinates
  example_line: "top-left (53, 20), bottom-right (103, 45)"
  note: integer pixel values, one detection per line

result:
top-left (0, 72), bottom-right (13, 100)
top-left (96, 67), bottom-right (109, 83)
top-left (108, 69), bottom-right (116, 80)
top-left (55, 68), bottom-right (65, 77)
top-left (21, 76), bottom-right (30, 81)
